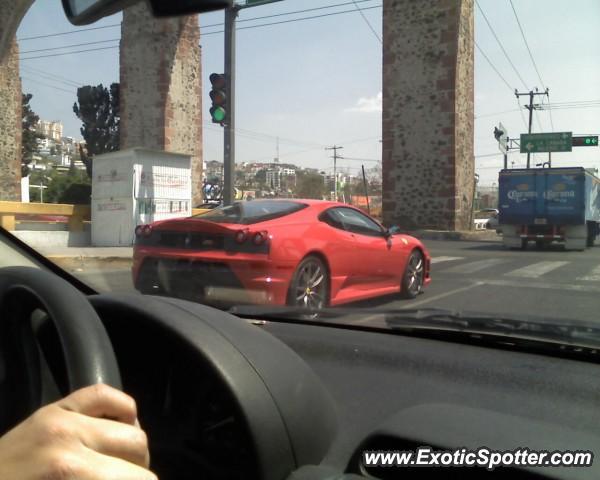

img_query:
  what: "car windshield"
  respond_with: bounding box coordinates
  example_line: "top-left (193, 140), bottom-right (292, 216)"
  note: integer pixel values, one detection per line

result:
top-left (2, 0), bottom-right (600, 348)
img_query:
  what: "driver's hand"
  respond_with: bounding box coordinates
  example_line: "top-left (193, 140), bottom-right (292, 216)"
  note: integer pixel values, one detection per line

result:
top-left (0, 384), bottom-right (157, 480)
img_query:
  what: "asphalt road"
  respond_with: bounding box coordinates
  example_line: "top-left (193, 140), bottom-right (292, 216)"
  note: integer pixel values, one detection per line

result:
top-left (73, 239), bottom-right (600, 324)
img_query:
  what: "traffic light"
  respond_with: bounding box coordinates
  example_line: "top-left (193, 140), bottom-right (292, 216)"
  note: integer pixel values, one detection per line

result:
top-left (494, 127), bottom-right (505, 141)
top-left (209, 73), bottom-right (227, 125)
top-left (572, 136), bottom-right (598, 147)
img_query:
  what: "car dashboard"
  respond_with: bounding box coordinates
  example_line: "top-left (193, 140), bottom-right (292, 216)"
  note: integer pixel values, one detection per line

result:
top-left (87, 293), bottom-right (600, 480)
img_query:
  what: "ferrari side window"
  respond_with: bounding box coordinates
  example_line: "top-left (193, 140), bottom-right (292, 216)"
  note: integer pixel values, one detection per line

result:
top-left (320, 209), bottom-right (346, 231)
top-left (335, 208), bottom-right (384, 237)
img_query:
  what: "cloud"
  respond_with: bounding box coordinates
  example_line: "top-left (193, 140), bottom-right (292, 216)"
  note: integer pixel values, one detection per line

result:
top-left (346, 92), bottom-right (382, 113)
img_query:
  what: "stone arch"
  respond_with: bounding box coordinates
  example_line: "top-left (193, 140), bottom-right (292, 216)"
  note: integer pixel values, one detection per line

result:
top-left (0, 0), bottom-right (203, 204)
top-left (382, 0), bottom-right (474, 230)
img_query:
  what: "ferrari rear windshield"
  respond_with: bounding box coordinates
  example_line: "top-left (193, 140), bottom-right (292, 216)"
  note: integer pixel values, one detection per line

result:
top-left (197, 201), bottom-right (308, 224)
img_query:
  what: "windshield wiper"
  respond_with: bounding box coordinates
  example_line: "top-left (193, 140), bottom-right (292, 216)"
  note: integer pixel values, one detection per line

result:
top-left (230, 305), bottom-right (600, 352)
top-left (384, 308), bottom-right (600, 350)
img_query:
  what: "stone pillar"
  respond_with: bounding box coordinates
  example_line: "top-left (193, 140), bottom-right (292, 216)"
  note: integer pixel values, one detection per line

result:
top-left (382, 0), bottom-right (474, 230)
top-left (0, 38), bottom-right (22, 201)
top-left (120, 3), bottom-right (203, 205)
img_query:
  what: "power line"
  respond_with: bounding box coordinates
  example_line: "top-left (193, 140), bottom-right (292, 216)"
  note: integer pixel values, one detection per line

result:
top-left (230, 4), bottom-right (383, 33)
top-left (203, 123), bottom-right (325, 149)
top-left (541, 93), bottom-right (555, 131)
top-left (19, 5), bottom-right (383, 60)
top-left (20, 38), bottom-right (119, 55)
top-left (18, 0), bottom-right (375, 41)
top-left (475, 108), bottom-right (522, 119)
top-left (542, 99), bottom-right (600, 105)
top-left (21, 45), bottom-right (119, 60)
top-left (509, 0), bottom-right (545, 89)
top-left (18, 23), bottom-right (120, 41)
top-left (351, 0), bottom-right (381, 44)
top-left (20, 75), bottom-right (75, 95)
top-left (540, 104), bottom-right (600, 111)
top-left (475, 1), bottom-right (528, 90)
top-left (341, 157), bottom-right (380, 162)
top-left (20, 65), bottom-right (82, 87)
top-left (509, 0), bottom-right (554, 132)
top-left (515, 97), bottom-right (529, 130)
top-left (475, 41), bottom-right (513, 93)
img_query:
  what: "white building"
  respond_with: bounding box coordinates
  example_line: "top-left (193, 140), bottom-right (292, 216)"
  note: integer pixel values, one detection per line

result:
top-left (266, 169), bottom-right (281, 190)
top-left (36, 120), bottom-right (63, 141)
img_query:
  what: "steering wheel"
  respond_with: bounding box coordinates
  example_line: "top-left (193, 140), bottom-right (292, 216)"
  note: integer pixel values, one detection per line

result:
top-left (0, 266), bottom-right (121, 432)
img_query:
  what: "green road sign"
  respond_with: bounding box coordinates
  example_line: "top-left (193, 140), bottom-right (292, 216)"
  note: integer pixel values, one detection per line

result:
top-left (520, 132), bottom-right (573, 153)
top-left (572, 136), bottom-right (599, 147)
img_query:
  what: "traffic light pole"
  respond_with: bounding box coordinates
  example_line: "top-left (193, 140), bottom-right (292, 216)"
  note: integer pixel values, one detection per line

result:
top-left (223, 6), bottom-right (239, 206)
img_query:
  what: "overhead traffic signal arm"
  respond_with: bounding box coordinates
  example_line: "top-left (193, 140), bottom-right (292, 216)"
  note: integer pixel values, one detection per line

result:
top-left (572, 136), bottom-right (599, 147)
top-left (209, 73), bottom-right (227, 125)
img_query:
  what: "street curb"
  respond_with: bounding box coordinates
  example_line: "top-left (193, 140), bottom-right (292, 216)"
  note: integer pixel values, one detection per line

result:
top-left (408, 229), bottom-right (501, 242)
top-left (47, 256), bottom-right (133, 270)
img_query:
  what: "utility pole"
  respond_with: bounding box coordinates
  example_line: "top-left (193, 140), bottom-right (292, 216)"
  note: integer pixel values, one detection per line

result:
top-left (361, 164), bottom-right (370, 214)
top-left (222, 5), bottom-right (239, 205)
top-left (515, 88), bottom-right (549, 169)
top-left (325, 145), bottom-right (343, 201)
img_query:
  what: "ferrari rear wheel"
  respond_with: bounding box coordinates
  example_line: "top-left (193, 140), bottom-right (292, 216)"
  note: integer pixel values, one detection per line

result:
top-left (288, 256), bottom-right (329, 310)
top-left (400, 250), bottom-right (424, 299)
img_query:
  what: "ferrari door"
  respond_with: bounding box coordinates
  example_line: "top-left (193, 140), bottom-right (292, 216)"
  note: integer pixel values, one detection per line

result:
top-left (333, 207), bottom-right (395, 288)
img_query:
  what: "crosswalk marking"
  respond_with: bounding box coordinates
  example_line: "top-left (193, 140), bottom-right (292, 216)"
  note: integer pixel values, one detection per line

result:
top-left (504, 261), bottom-right (569, 278)
top-left (577, 264), bottom-right (600, 282)
top-left (444, 258), bottom-right (505, 274)
top-left (431, 256), bottom-right (463, 264)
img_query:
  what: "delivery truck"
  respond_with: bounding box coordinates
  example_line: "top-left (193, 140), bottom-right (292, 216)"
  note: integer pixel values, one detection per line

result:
top-left (498, 167), bottom-right (600, 250)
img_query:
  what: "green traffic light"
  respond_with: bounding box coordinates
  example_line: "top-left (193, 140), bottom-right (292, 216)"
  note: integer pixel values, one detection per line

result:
top-left (586, 138), bottom-right (591, 144)
top-left (211, 107), bottom-right (226, 123)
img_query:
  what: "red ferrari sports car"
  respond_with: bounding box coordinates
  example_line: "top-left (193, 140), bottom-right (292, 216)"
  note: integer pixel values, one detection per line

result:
top-left (132, 199), bottom-right (431, 308)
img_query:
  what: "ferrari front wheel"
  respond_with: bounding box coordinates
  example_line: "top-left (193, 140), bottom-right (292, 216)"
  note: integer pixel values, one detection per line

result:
top-left (288, 256), bottom-right (329, 310)
top-left (400, 250), bottom-right (424, 299)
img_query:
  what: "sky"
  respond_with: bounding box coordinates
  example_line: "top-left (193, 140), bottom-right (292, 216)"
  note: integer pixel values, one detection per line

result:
top-left (15, 0), bottom-right (600, 186)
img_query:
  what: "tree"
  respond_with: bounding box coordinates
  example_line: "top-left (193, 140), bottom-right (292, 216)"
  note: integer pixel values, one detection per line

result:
top-left (255, 169), bottom-right (267, 186)
top-left (22, 93), bottom-right (43, 177)
top-left (73, 83), bottom-right (120, 177)
top-left (295, 172), bottom-right (325, 199)
top-left (29, 167), bottom-right (91, 204)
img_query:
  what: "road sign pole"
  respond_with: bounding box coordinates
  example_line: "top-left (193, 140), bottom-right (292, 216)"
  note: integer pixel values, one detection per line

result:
top-left (223, 6), bottom-right (238, 206)
top-left (504, 152), bottom-right (508, 170)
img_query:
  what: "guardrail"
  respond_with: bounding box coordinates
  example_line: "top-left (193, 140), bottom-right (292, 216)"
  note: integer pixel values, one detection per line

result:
top-left (0, 201), bottom-right (209, 232)
top-left (0, 201), bottom-right (90, 232)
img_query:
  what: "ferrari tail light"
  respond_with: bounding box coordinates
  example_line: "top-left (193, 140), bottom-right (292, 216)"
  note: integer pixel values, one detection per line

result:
top-left (142, 224), bottom-right (153, 237)
top-left (134, 225), bottom-right (144, 237)
top-left (252, 231), bottom-right (268, 245)
top-left (235, 229), bottom-right (248, 243)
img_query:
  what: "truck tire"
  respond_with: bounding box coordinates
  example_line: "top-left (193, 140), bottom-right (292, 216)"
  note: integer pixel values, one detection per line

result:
top-left (586, 222), bottom-right (596, 247)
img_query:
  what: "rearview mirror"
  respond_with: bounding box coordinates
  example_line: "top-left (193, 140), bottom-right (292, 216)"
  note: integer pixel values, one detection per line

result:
top-left (384, 225), bottom-right (402, 238)
top-left (62, 0), bottom-right (233, 26)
